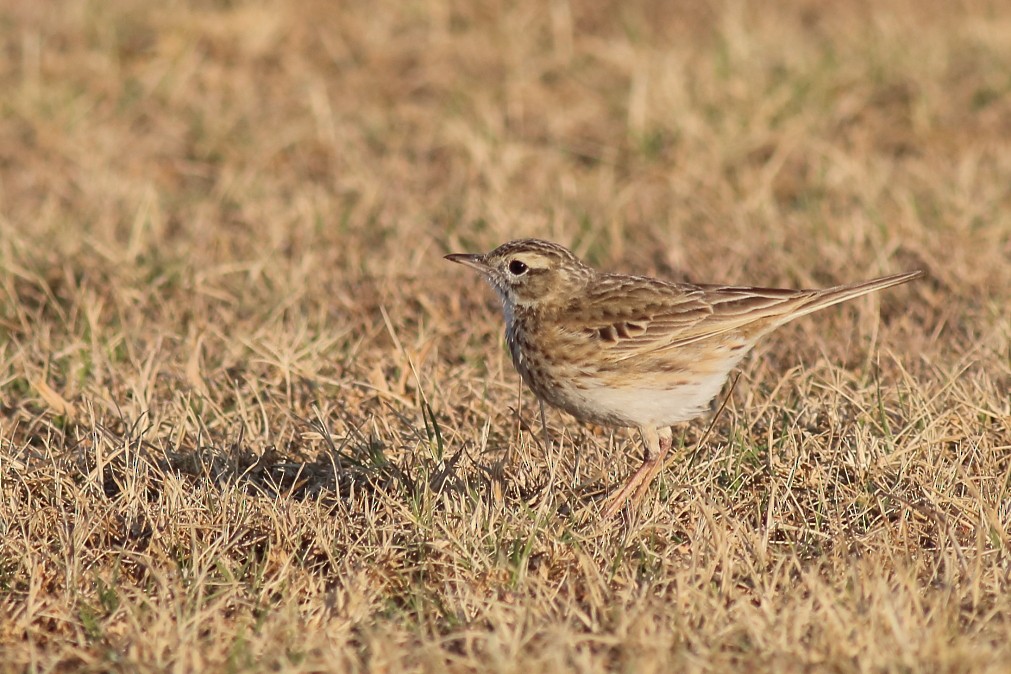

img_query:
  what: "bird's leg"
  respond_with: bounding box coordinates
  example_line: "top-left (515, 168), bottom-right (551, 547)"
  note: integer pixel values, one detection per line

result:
top-left (601, 426), bottom-right (668, 518)
top-left (627, 426), bottom-right (674, 507)
top-left (538, 400), bottom-right (551, 451)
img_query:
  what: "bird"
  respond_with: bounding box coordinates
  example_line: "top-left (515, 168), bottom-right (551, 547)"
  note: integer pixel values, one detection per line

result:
top-left (445, 238), bottom-right (922, 518)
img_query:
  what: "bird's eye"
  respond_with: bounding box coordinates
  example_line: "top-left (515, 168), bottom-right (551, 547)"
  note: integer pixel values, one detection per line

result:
top-left (508, 260), bottom-right (529, 276)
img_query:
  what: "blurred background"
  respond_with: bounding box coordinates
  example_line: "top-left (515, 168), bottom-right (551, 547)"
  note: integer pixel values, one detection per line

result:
top-left (5, 0), bottom-right (1009, 270)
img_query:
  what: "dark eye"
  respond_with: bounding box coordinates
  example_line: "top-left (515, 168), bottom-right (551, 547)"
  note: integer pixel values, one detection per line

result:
top-left (508, 260), bottom-right (528, 275)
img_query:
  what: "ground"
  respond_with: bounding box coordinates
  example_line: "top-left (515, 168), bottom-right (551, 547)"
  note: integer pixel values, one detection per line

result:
top-left (1, 0), bottom-right (1009, 672)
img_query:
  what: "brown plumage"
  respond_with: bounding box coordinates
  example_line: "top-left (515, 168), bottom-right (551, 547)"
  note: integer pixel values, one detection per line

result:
top-left (446, 238), bottom-right (922, 518)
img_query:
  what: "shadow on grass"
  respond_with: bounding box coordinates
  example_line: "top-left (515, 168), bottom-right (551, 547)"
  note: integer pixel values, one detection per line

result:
top-left (4, 405), bottom-right (554, 516)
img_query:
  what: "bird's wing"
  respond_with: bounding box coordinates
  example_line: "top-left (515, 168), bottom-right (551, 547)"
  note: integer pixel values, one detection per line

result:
top-left (560, 279), bottom-right (816, 362)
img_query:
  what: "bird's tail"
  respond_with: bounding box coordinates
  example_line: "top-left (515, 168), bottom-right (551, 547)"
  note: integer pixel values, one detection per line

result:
top-left (786, 270), bottom-right (923, 324)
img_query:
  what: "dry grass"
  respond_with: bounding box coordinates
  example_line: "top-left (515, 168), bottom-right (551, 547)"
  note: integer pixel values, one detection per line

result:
top-left (1, 0), bottom-right (1009, 671)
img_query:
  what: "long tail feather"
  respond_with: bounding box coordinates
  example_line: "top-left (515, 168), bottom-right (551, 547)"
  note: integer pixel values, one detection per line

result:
top-left (784, 270), bottom-right (924, 325)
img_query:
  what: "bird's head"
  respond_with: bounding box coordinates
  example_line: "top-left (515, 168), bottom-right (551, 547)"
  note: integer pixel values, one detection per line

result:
top-left (445, 238), bottom-right (593, 309)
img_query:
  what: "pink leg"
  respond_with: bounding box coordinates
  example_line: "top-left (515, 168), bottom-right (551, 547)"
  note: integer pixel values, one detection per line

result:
top-left (601, 427), bottom-right (674, 518)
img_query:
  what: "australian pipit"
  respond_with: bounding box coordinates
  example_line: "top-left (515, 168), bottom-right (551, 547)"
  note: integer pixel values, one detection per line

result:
top-left (446, 239), bottom-right (922, 518)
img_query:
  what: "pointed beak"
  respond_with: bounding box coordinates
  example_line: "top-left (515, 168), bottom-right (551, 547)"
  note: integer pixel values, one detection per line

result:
top-left (444, 252), bottom-right (489, 272)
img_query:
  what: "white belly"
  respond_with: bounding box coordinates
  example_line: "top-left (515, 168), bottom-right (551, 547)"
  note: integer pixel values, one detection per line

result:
top-left (550, 368), bottom-right (731, 428)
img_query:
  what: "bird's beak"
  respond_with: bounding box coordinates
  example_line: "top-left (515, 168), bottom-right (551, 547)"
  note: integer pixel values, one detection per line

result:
top-left (444, 253), bottom-right (489, 272)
